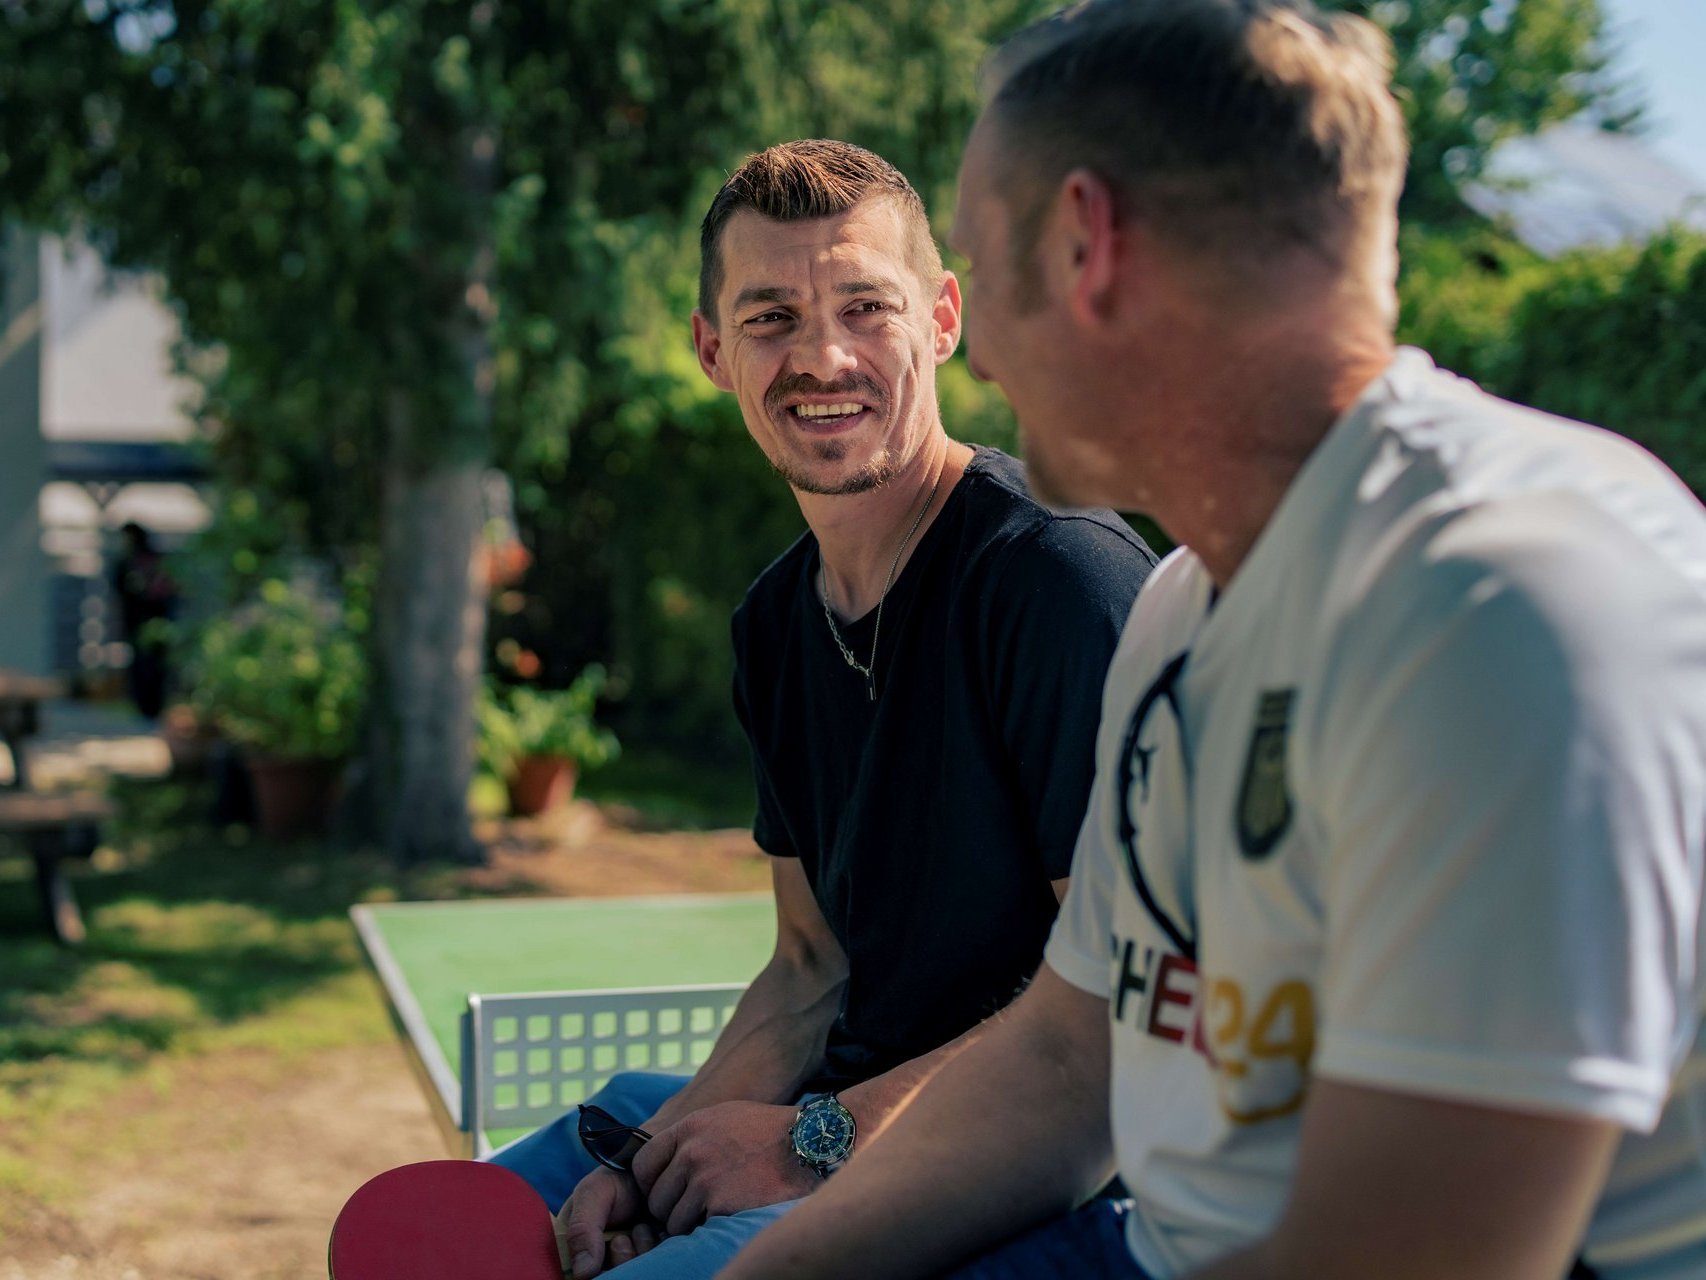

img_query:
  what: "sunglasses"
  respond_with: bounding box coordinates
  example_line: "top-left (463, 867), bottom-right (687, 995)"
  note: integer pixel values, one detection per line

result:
top-left (576, 1103), bottom-right (653, 1172)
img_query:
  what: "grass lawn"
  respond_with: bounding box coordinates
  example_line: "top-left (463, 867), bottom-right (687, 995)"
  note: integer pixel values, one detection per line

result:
top-left (0, 781), bottom-right (413, 1212)
top-left (575, 744), bottom-right (759, 831)
top-left (0, 754), bottom-right (759, 1251)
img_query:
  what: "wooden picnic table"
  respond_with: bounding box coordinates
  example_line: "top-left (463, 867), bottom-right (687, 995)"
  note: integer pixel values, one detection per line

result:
top-left (0, 788), bottom-right (112, 945)
top-left (0, 671), bottom-right (67, 790)
top-left (0, 672), bottom-right (109, 945)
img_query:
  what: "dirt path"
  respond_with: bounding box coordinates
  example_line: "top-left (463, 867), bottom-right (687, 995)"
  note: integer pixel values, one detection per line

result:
top-left (1, 806), bottom-right (770, 1280)
top-left (1, 1044), bottom-right (446, 1280)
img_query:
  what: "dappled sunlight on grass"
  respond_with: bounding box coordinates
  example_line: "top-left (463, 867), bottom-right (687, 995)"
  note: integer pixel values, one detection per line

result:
top-left (96, 898), bottom-right (358, 965)
top-left (10, 959), bottom-right (199, 1050)
top-left (577, 744), bottom-right (756, 831)
top-left (0, 780), bottom-right (407, 1126)
top-left (0, 761), bottom-right (763, 1203)
top-left (0, 900), bottom-right (362, 1082)
top-left (0, 754), bottom-right (765, 1273)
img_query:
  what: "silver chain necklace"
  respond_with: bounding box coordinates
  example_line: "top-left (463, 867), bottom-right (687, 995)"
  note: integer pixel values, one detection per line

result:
top-left (820, 470), bottom-right (943, 702)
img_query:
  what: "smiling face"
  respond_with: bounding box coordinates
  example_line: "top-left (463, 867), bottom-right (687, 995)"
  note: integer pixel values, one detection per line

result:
top-left (693, 199), bottom-right (961, 496)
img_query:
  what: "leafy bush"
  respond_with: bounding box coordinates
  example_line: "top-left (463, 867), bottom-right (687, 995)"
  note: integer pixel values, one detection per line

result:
top-left (1497, 231), bottom-right (1706, 499)
top-left (1400, 225), bottom-right (1706, 500)
top-left (1396, 223), bottom-right (1550, 380)
top-left (186, 578), bottom-right (368, 760)
top-left (477, 667), bottom-right (620, 779)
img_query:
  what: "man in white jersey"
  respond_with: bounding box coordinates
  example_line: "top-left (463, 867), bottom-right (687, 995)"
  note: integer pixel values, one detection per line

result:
top-left (721, 2), bottom-right (1706, 1279)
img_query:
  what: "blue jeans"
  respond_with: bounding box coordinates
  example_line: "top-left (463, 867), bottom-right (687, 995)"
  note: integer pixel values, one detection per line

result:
top-left (487, 1071), bottom-right (805, 1280)
top-left (938, 1198), bottom-right (1149, 1280)
top-left (492, 1073), bottom-right (1147, 1280)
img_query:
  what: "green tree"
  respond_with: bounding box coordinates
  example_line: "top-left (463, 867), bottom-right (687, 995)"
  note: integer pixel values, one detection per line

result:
top-left (0, 0), bottom-right (1041, 852)
top-left (0, 0), bottom-right (774, 860)
top-left (1398, 222), bottom-right (1706, 500)
top-left (1331, 0), bottom-right (1630, 222)
top-left (0, 0), bottom-right (1644, 838)
top-left (1500, 232), bottom-right (1706, 497)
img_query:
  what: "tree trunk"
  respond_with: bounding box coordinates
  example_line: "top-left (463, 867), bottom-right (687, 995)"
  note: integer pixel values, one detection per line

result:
top-left (369, 2), bottom-right (501, 865)
top-left (374, 430), bottom-right (488, 865)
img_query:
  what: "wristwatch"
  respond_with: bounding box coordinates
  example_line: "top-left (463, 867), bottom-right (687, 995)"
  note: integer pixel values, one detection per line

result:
top-left (788, 1094), bottom-right (857, 1178)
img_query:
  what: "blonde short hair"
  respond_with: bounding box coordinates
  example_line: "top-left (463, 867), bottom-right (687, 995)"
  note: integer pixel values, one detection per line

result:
top-left (986, 0), bottom-right (1408, 271)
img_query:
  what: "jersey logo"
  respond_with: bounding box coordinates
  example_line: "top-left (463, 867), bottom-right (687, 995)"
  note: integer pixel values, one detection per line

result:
top-left (1236, 689), bottom-right (1295, 860)
top-left (1115, 652), bottom-right (1197, 958)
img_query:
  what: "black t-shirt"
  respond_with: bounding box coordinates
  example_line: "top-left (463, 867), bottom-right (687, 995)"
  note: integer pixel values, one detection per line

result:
top-left (732, 446), bottom-right (1155, 1090)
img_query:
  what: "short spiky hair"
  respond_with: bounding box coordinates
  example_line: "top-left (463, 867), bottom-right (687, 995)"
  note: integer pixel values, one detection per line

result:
top-left (985, 0), bottom-right (1408, 272)
top-left (698, 139), bottom-right (944, 321)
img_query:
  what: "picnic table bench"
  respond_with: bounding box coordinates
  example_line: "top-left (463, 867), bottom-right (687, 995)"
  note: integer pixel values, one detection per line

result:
top-left (0, 788), bottom-right (114, 945)
top-left (0, 671), bottom-right (65, 791)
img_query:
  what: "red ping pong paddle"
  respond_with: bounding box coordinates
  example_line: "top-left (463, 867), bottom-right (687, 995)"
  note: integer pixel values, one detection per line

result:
top-left (329, 1160), bottom-right (565, 1279)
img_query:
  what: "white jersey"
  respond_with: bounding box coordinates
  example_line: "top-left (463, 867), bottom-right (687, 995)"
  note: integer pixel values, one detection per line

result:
top-left (1047, 348), bottom-right (1706, 1277)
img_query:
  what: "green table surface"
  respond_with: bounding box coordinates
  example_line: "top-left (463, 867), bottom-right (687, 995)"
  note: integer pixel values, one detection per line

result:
top-left (355, 893), bottom-right (776, 1081)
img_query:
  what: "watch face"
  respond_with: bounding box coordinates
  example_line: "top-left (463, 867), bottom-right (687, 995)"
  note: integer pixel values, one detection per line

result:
top-left (792, 1098), bottom-right (856, 1165)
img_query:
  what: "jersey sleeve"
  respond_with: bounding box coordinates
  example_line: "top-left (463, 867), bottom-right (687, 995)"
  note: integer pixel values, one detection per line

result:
top-left (1044, 768), bottom-right (1122, 998)
top-left (983, 517), bottom-right (1154, 882)
top-left (1308, 498), bottom-right (1706, 1131)
top-left (1044, 553), bottom-right (1197, 998)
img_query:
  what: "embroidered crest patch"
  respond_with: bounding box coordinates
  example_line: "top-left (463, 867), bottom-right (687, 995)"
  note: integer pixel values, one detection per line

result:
top-left (1236, 689), bottom-right (1295, 860)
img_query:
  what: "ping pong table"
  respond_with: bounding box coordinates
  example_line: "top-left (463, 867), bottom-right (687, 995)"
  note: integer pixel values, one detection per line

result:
top-left (352, 893), bottom-right (776, 1155)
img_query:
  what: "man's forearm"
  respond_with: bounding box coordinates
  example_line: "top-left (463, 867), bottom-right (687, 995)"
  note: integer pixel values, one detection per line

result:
top-left (646, 949), bottom-right (845, 1130)
top-left (1183, 1081), bottom-right (1620, 1280)
top-left (722, 966), bottom-right (1114, 1280)
top-left (833, 1012), bottom-right (993, 1142)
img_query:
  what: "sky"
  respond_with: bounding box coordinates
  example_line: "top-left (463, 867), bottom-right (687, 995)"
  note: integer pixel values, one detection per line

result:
top-left (1600, 0), bottom-right (1706, 186)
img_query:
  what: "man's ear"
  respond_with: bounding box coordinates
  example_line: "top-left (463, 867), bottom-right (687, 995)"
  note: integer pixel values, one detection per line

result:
top-left (1056, 168), bottom-right (1121, 331)
top-left (932, 271), bottom-right (963, 365)
top-left (691, 310), bottom-right (734, 391)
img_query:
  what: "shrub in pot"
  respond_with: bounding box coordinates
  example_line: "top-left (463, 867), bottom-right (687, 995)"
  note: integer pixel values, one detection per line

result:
top-left (187, 578), bottom-right (367, 838)
top-left (478, 667), bottom-right (618, 817)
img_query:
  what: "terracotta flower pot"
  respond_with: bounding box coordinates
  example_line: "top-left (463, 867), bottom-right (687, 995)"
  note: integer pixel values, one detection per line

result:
top-left (245, 754), bottom-right (344, 839)
top-left (506, 754), bottom-right (577, 817)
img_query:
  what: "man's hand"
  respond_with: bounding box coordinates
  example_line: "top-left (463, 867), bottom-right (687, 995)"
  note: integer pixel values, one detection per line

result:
top-left (630, 1101), bottom-right (818, 1235)
top-left (721, 968), bottom-right (1113, 1280)
top-left (555, 1166), bottom-right (663, 1279)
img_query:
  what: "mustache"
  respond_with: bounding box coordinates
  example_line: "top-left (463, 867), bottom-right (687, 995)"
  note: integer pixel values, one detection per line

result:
top-left (765, 372), bottom-right (885, 415)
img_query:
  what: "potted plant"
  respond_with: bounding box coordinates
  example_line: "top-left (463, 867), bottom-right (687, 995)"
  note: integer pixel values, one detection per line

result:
top-left (186, 577), bottom-right (367, 838)
top-left (478, 667), bottom-right (619, 817)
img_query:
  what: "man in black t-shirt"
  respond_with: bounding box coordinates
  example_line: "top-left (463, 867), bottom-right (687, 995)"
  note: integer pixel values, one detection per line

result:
top-left (491, 139), bottom-right (1154, 1280)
